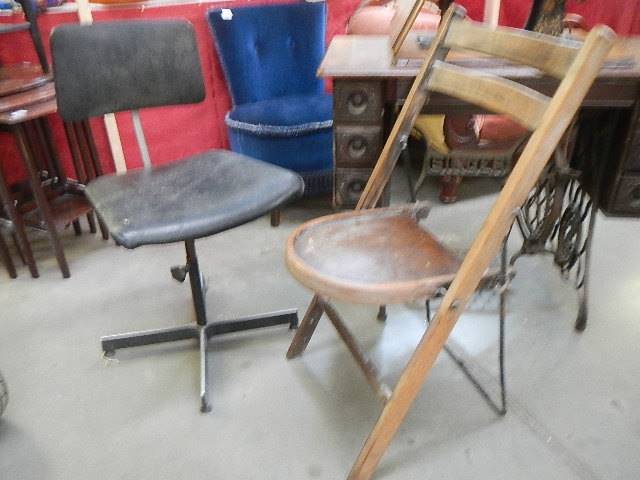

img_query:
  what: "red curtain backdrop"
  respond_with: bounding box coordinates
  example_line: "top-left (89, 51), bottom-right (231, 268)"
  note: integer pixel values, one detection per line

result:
top-left (0, 0), bottom-right (360, 184)
top-left (0, 0), bottom-right (638, 185)
top-left (453, 0), bottom-right (640, 32)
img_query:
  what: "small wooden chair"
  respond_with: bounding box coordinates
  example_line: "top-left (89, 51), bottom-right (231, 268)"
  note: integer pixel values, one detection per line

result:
top-left (285, 5), bottom-right (614, 479)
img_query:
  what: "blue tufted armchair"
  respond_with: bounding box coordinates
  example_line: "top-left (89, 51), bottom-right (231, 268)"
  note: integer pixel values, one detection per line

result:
top-left (207, 2), bottom-right (333, 220)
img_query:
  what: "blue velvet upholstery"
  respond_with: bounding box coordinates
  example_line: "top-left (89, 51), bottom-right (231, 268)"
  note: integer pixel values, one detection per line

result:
top-left (208, 2), bottom-right (333, 195)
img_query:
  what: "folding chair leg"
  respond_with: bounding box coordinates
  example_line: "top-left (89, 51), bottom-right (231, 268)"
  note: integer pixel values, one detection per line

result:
top-left (425, 240), bottom-right (509, 415)
top-left (14, 124), bottom-right (70, 278)
top-left (350, 238), bottom-right (511, 479)
top-left (348, 310), bottom-right (459, 479)
top-left (426, 299), bottom-right (507, 416)
top-left (323, 301), bottom-right (391, 403)
top-left (498, 241), bottom-right (508, 412)
top-left (286, 294), bottom-right (324, 359)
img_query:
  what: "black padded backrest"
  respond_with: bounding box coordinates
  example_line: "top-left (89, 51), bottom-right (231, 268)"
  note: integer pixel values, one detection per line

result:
top-left (51, 20), bottom-right (205, 121)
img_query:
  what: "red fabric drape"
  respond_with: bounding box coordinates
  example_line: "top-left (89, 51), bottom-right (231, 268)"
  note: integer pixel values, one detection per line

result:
top-left (458, 0), bottom-right (640, 33)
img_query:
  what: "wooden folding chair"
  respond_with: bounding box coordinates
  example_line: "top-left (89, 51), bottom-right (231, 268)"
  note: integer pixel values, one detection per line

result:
top-left (285, 4), bottom-right (614, 479)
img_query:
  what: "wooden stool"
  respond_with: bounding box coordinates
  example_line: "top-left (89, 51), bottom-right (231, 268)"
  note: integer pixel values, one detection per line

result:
top-left (0, 63), bottom-right (50, 97)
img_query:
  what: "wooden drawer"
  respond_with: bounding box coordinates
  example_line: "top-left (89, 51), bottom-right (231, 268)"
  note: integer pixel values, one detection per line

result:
top-left (335, 125), bottom-right (382, 167)
top-left (334, 168), bottom-right (372, 207)
top-left (333, 80), bottom-right (383, 124)
top-left (607, 175), bottom-right (640, 215)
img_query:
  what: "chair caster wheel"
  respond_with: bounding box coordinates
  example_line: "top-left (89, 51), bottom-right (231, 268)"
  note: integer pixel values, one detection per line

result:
top-left (574, 302), bottom-right (587, 332)
top-left (170, 265), bottom-right (189, 283)
top-left (0, 371), bottom-right (8, 417)
top-left (200, 397), bottom-right (211, 413)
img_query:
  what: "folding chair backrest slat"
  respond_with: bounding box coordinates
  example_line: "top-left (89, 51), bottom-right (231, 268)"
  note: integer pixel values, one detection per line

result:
top-left (444, 19), bottom-right (582, 79)
top-left (356, 5), bottom-right (614, 211)
top-left (356, 5), bottom-right (459, 210)
top-left (427, 61), bottom-right (551, 130)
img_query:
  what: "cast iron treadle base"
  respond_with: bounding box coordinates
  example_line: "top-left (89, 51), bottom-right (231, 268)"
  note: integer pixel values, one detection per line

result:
top-left (101, 239), bottom-right (298, 413)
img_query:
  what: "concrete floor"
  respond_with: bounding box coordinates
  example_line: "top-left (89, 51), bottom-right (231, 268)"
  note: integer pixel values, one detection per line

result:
top-left (1, 175), bottom-right (639, 479)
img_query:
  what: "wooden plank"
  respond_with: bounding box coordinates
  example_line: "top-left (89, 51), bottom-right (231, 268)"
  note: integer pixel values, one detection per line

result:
top-left (390, 0), bottom-right (427, 61)
top-left (428, 61), bottom-right (550, 130)
top-left (75, 0), bottom-right (127, 174)
top-left (445, 17), bottom-right (581, 79)
top-left (347, 25), bottom-right (615, 480)
top-left (318, 35), bottom-right (640, 78)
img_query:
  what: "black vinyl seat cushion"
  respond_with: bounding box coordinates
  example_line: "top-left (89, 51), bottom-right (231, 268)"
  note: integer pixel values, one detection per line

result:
top-left (85, 150), bottom-right (304, 249)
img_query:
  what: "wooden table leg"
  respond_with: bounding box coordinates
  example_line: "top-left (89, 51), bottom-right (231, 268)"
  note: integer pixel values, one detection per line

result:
top-left (0, 229), bottom-right (16, 279)
top-left (64, 122), bottom-right (87, 183)
top-left (35, 118), bottom-right (66, 184)
top-left (81, 120), bottom-right (104, 176)
top-left (72, 120), bottom-right (109, 240)
top-left (0, 160), bottom-right (38, 278)
top-left (13, 123), bottom-right (70, 278)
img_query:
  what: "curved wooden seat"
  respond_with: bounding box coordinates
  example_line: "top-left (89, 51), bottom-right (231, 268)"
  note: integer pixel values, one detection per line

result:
top-left (286, 203), bottom-right (462, 304)
top-left (0, 64), bottom-right (50, 97)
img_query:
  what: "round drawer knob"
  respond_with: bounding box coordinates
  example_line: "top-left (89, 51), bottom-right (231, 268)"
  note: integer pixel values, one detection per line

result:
top-left (347, 91), bottom-right (368, 116)
top-left (349, 179), bottom-right (366, 194)
top-left (348, 136), bottom-right (367, 158)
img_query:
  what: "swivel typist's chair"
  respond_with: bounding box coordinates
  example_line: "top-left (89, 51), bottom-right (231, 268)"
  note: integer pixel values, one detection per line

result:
top-left (50, 21), bottom-right (303, 412)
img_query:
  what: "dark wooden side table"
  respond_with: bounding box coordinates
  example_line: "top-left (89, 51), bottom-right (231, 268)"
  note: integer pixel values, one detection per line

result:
top-left (0, 79), bottom-right (108, 278)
